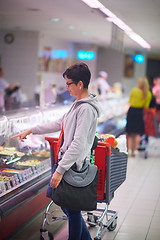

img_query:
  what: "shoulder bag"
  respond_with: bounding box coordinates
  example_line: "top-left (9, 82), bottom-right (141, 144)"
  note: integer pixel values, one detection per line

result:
top-left (51, 161), bottom-right (98, 211)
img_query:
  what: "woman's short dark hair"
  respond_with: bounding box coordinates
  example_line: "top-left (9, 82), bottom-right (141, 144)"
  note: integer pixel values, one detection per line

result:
top-left (63, 62), bottom-right (91, 89)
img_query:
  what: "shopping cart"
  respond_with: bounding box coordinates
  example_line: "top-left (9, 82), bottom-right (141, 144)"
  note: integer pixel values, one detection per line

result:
top-left (40, 137), bottom-right (128, 240)
top-left (140, 108), bottom-right (160, 159)
top-left (143, 108), bottom-right (160, 138)
top-left (138, 134), bottom-right (149, 159)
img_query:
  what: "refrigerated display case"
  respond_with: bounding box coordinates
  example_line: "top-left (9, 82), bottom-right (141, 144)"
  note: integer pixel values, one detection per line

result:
top-left (0, 106), bottom-right (70, 239)
top-left (97, 97), bottom-right (128, 136)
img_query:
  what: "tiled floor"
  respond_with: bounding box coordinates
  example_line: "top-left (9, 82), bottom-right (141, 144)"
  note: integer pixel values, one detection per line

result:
top-left (9, 136), bottom-right (160, 240)
top-left (55, 136), bottom-right (160, 240)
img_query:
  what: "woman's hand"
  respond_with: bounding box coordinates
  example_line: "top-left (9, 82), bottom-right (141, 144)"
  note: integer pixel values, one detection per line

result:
top-left (11, 129), bottom-right (32, 142)
top-left (50, 171), bottom-right (63, 188)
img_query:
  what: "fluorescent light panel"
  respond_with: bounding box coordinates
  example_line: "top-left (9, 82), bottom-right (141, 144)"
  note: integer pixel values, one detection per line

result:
top-left (100, 8), bottom-right (116, 18)
top-left (81, 0), bottom-right (151, 49)
top-left (126, 32), bottom-right (151, 49)
top-left (81, 0), bottom-right (104, 8)
top-left (107, 17), bottom-right (132, 32)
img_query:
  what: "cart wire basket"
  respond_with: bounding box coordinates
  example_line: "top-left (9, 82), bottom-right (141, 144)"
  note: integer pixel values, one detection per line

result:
top-left (139, 108), bottom-right (160, 159)
top-left (138, 134), bottom-right (149, 159)
top-left (40, 137), bottom-right (128, 240)
top-left (143, 108), bottom-right (160, 138)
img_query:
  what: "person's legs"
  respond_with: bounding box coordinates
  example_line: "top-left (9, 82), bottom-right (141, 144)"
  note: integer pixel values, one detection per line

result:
top-left (126, 133), bottom-right (133, 156)
top-left (132, 134), bottom-right (140, 156)
top-left (62, 208), bottom-right (92, 240)
top-left (80, 216), bottom-right (92, 240)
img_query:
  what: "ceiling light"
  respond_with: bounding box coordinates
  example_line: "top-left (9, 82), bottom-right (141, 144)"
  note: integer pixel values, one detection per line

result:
top-left (100, 8), bottom-right (116, 18)
top-left (81, 0), bottom-right (151, 49)
top-left (68, 26), bottom-right (75, 30)
top-left (82, 31), bottom-right (89, 35)
top-left (106, 17), bottom-right (132, 32)
top-left (126, 32), bottom-right (151, 49)
top-left (51, 18), bottom-right (60, 22)
top-left (81, 0), bottom-right (104, 8)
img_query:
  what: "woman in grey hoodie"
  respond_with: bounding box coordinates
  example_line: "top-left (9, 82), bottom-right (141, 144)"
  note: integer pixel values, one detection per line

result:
top-left (13, 62), bottom-right (100, 240)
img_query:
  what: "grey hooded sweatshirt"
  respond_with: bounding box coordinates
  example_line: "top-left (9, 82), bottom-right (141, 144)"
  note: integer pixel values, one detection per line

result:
top-left (32, 94), bottom-right (101, 175)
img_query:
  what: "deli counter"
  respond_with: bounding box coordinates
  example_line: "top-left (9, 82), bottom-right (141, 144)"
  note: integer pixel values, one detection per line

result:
top-left (0, 97), bottom-right (128, 239)
top-left (0, 106), bottom-right (69, 239)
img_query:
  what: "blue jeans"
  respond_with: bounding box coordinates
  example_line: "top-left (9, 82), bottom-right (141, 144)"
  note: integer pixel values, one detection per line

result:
top-left (62, 208), bottom-right (92, 240)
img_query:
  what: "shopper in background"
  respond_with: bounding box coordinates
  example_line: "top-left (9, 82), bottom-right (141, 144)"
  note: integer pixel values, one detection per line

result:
top-left (12, 62), bottom-right (100, 240)
top-left (0, 67), bottom-right (20, 112)
top-left (126, 77), bottom-right (152, 157)
top-left (96, 71), bottom-right (111, 99)
top-left (152, 76), bottom-right (160, 110)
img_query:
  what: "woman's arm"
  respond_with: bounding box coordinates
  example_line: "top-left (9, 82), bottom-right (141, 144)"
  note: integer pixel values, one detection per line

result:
top-left (12, 116), bottom-right (64, 141)
top-left (11, 129), bottom-right (32, 142)
top-left (50, 171), bottom-right (63, 188)
top-left (32, 117), bottom-right (63, 135)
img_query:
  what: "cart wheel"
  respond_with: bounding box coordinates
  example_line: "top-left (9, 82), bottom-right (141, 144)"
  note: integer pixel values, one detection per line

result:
top-left (107, 218), bottom-right (117, 231)
top-left (40, 229), bottom-right (54, 240)
top-left (144, 151), bottom-right (148, 159)
top-left (87, 214), bottom-right (98, 227)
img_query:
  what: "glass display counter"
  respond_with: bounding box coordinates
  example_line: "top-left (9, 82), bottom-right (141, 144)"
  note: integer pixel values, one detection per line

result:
top-left (0, 106), bottom-right (69, 239)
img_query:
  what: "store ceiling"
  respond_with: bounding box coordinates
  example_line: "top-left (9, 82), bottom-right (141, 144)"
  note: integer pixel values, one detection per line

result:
top-left (0, 0), bottom-right (160, 53)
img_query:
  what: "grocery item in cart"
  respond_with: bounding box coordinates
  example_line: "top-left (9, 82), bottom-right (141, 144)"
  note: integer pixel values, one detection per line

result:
top-left (98, 134), bottom-right (118, 148)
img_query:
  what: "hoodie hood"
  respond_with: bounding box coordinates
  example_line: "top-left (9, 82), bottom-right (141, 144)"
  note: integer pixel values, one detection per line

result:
top-left (73, 94), bottom-right (101, 118)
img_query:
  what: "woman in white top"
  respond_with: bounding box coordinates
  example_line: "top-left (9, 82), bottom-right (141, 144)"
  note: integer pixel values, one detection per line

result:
top-left (96, 71), bottom-right (111, 99)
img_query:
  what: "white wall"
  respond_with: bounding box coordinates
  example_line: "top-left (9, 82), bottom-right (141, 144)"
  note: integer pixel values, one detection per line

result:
top-left (0, 31), bottom-right (39, 99)
top-left (96, 47), bottom-right (147, 96)
top-left (96, 47), bottom-right (124, 84)
top-left (38, 34), bottom-right (98, 92)
top-left (38, 33), bottom-right (70, 92)
top-left (122, 57), bottom-right (146, 95)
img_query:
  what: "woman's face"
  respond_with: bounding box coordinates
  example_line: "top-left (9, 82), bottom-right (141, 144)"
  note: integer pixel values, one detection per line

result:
top-left (65, 77), bottom-right (80, 97)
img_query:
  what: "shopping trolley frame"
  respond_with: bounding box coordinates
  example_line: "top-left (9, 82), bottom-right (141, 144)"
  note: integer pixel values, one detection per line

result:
top-left (139, 109), bottom-right (160, 159)
top-left (40, 137), bottom-right (128, 240)
top-left (143, 108), bottom-right (160, 138)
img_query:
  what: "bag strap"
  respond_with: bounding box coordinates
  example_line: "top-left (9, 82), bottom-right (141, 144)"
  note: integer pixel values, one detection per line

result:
top-left (55, 126), bottom-right (64, 164)
top-left (63, 163), bottom-right (98, 187)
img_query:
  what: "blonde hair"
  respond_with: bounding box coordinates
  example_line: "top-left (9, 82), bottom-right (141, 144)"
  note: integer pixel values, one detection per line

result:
top-left (137, 77), bottom-right (149, 99)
